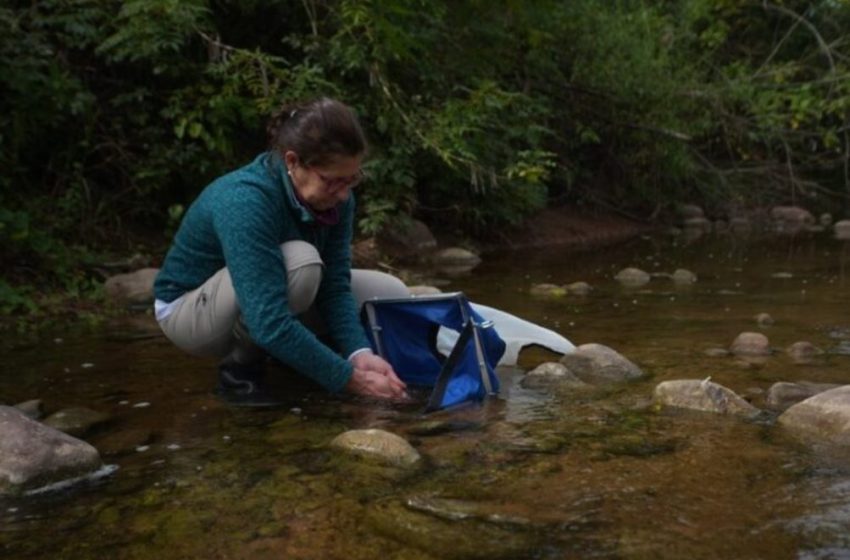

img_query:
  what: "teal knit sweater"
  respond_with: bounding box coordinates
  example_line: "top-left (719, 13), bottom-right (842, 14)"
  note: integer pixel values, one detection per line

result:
top-left (154, 152), bottom-right (370, 392)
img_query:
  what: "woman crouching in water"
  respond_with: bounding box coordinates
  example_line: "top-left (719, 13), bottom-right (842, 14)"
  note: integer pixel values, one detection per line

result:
top-left (153, 97), bottom-right (409, 406)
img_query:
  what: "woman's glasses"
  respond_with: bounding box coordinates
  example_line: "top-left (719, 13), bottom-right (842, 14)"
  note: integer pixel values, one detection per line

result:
top-left (312, 168), bottom-right (364, 192)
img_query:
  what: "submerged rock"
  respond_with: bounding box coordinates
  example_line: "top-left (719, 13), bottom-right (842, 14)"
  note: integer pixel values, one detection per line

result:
top-left (615, 268), bottom-right (650, 287)
top-left (779, 385), bottom-right (850, 445)
top-left (330, 429), bottom-right (421, 467)
top-left (104, 268), bottom-right (160, 305)
top-left (405, 494), bottom-right (533, 526)
top-left (786, 341), bottom-right (824, 363)
top-left (703, 347), bottom-right (730, 357)
top-left (820, 213), bottom-right (833, 227)
top-left (0, 406), bottom-right (102, 496)
top-left (92, 428), bottom-right (155, 457)
top-left (755, 313), bottom-right (775, 327)
top-left (43, 407), bottom-right (111, 438)
top-left (671, 269), bottom-right (697, 285)
top-left (521, 362), bottom-right (587, 390)
top-left (766, 382), bottom-right (842, 411)
top-left (730, 332), bottom-right (770, 356)
top-left (565, 281), bottom-right (592, 295)
top-left (559, 343), bottom-right (644, 384)
top-left (367, 499), bottom-right (538, 560)
top-left (529, 283), bottom-right (566, 297)
top-left (13, 399), bottom-right (44, 420)
top-left (406, 420), bottom-right (479, 437)
top-left (654, 379), bottom-right (760, 417)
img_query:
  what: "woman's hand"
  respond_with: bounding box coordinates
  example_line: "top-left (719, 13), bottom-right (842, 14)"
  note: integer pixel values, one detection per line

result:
top-left (346, 368), bottom-right (408, 399)
top-left (350, 351), bottom-right (407, 392)
top-left (347, 351), bottom-right (408, 399)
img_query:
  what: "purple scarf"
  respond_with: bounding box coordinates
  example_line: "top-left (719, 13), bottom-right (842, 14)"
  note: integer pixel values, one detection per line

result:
top-left (293, 188), bottom-right (340, 226)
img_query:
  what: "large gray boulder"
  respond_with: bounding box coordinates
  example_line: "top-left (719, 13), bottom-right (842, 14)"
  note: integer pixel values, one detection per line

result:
top-left (654, 379), bottom-right (760, 417)
top-left (330, 429), bottom-right (421, 467)
top-left (778, 386), bottom-right (850, 445)
top-left (559, 343), bottom-right (644, 384)
top-left (766, 381), bottom-right (842, 411)
top-left (104, 267), bottom-right (160, 305)
top-left (0, 406), bottom-right (102, 496)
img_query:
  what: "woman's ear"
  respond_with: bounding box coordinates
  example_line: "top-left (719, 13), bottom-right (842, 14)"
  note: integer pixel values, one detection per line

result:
top-left (283, 150), bottom-right (298, 172)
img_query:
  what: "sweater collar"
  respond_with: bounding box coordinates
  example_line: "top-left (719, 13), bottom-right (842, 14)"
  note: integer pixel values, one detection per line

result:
top-left (270, 152), bottom-right (340, 226)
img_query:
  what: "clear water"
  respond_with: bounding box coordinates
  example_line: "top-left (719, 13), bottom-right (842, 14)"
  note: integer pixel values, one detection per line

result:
top-left (2, 233), bottom-right (850, 559)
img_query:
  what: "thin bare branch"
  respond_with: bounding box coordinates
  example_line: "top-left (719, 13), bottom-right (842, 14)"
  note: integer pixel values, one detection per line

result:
top-left (762, 2), bottom-right (837, 94)
top-left (753, 15), bottom-right (802, 77)
top-left (301, 0), bottom-right (319, 37)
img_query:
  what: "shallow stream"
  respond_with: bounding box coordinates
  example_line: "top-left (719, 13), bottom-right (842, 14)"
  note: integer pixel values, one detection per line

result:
top-left (3, 233), bottom-right (850, 559)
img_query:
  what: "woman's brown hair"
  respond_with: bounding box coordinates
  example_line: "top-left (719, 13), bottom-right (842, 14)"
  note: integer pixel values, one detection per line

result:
top-left (266, 97), bottom-right (367, 167)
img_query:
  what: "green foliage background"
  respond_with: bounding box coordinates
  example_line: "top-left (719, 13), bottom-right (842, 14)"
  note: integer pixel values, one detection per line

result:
top-left (2, 0), bottom-right (849, 317)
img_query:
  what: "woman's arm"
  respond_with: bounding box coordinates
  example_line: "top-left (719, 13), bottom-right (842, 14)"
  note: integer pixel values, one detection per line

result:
top-left (314, 196), bottom-right (372, 358)
top-left (214, 185), bottom-right (355, 392)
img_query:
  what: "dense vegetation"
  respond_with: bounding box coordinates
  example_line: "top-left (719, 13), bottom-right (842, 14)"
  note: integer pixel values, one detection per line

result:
top-left (2, 0), bottom-right (849, 319)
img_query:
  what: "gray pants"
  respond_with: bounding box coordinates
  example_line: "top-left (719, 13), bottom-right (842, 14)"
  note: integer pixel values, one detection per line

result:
top-left (158, 240), bottom-right (409, 364)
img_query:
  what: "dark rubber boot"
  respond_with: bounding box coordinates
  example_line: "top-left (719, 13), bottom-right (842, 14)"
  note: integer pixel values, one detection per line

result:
top-left (214, 362), bottom-right (285, 408)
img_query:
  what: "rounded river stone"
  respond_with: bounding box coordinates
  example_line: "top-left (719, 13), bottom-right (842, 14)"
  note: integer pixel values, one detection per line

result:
top-left (654, 379), bottom-right (760, 417)
top-left (330, 429), bottom-right (421, 467)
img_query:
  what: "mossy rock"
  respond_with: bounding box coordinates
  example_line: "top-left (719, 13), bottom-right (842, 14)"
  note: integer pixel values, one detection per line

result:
top-left (366, 499), bottom-right (539, 560)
